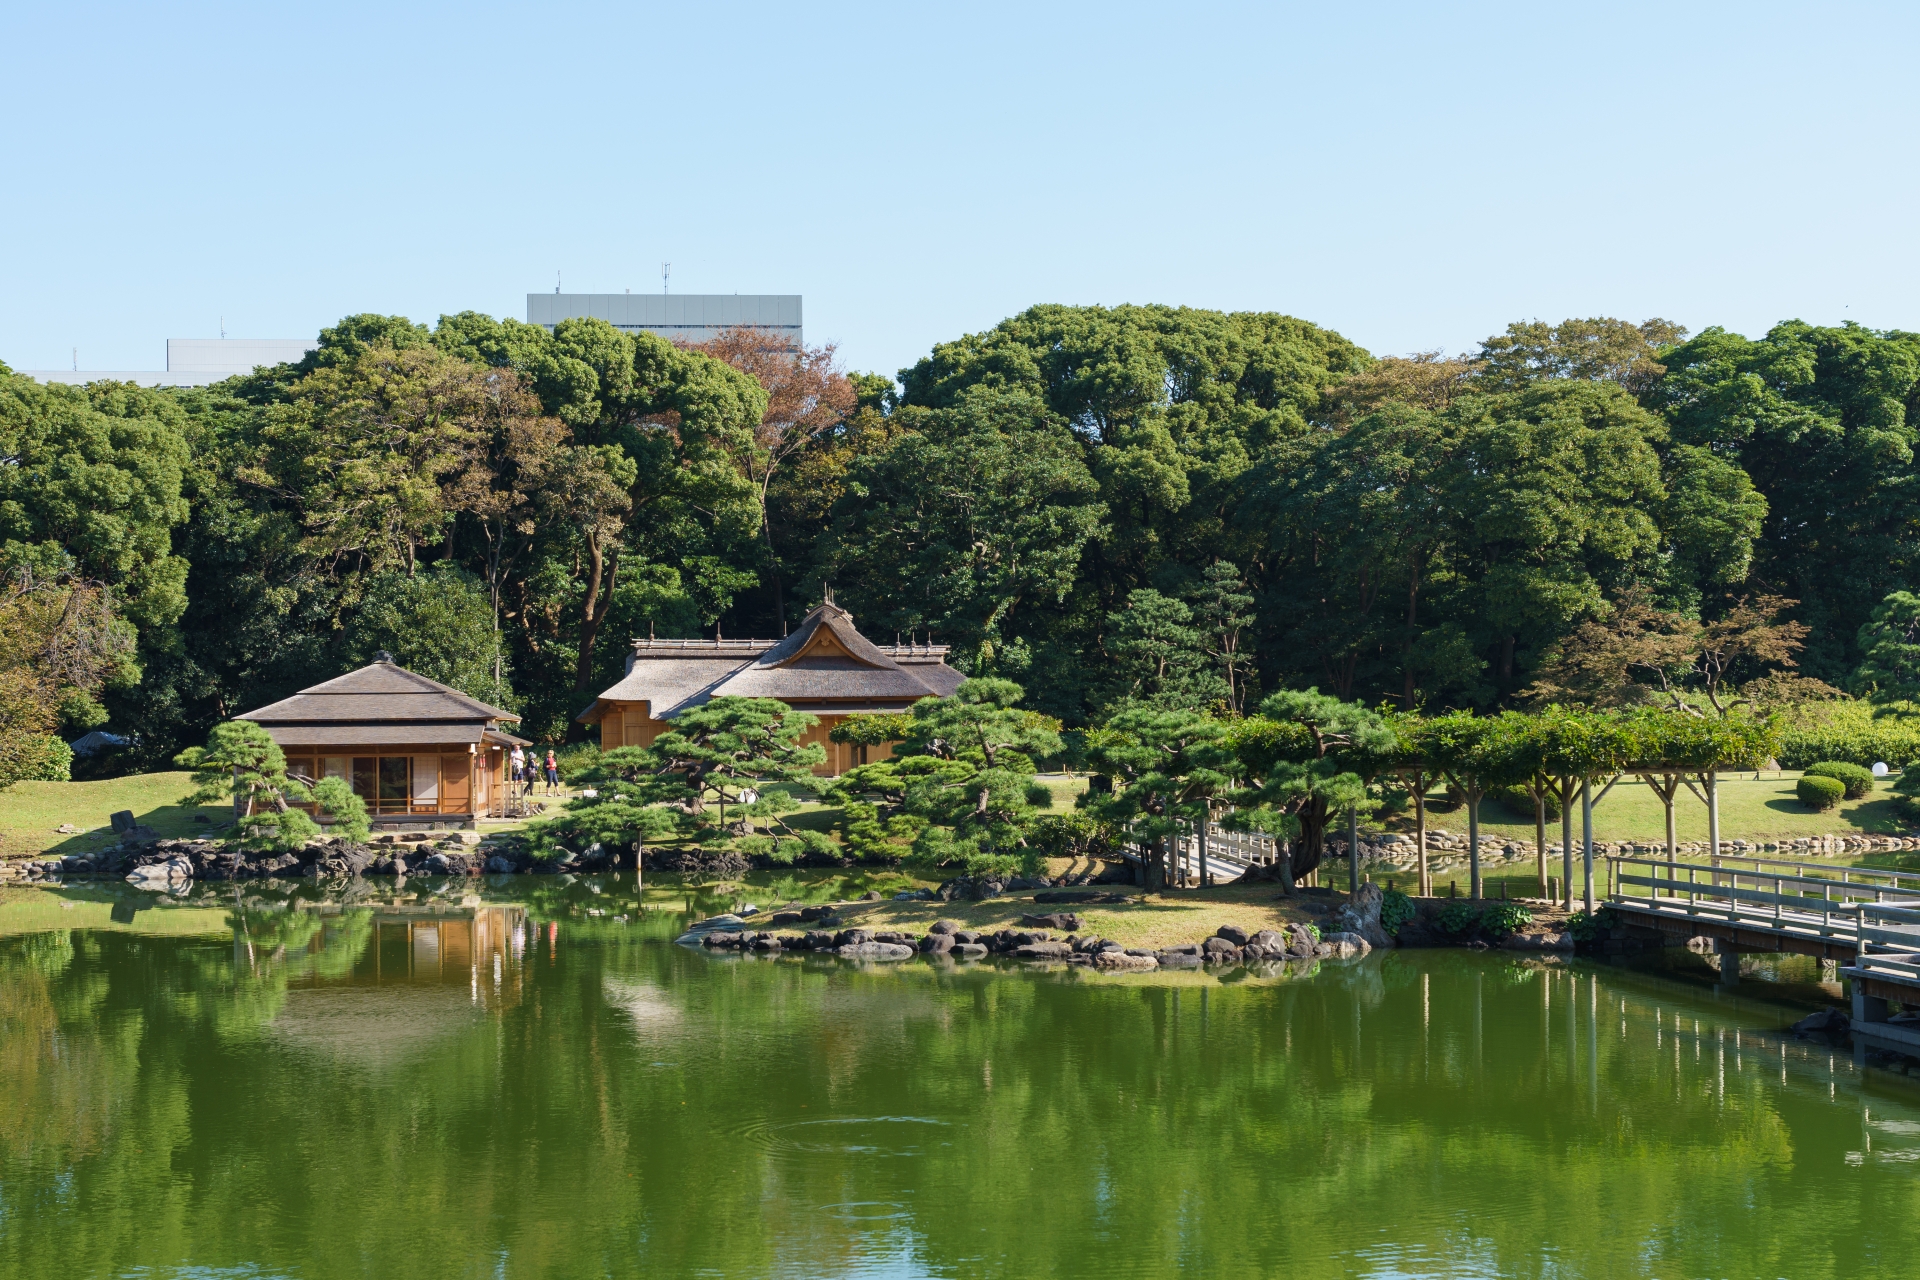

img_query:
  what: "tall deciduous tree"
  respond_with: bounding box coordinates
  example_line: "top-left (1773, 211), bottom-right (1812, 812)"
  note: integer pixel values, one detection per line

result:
top-left (692, 327), bottom-right (857, 631)
top-left (827, 388), bottom-right (1106, 669)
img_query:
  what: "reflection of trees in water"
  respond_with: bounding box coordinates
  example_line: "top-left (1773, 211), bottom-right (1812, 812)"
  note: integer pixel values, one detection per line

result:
top-left (2, 927), bottom-right (1917, 1278)
top-left (0, 932), bottom-right (131, 1169)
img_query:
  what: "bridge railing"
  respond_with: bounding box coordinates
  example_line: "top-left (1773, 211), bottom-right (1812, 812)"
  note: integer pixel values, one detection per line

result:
top-left (1606, 854), bottom-right (1920, 967)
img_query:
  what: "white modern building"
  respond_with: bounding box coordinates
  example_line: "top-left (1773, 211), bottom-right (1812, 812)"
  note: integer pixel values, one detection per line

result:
top-left (528, 293), bottom-right (801, 347)
top-left (18, 337), bottom-right (317, 387)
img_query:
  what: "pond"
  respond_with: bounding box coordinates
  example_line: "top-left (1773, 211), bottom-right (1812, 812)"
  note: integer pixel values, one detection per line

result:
top-left (2, 874), bottom-right (1918, 1279)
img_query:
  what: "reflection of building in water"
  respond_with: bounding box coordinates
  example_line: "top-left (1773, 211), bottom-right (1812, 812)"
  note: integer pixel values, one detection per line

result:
top-left (245, 903), bottom-right (531, 1012)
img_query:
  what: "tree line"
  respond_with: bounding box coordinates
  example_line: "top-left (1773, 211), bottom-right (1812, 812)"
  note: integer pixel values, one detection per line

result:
top-left (9, 305), bottom-right (1920, 785)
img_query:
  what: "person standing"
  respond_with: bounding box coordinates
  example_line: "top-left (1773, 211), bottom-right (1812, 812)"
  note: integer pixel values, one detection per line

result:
top-left (510, 745), bottom-right (526, 795)
top-left (545, 749), bottom-right (560, 795)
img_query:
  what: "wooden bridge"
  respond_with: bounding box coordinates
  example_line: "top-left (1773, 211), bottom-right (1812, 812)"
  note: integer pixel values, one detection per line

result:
top-left (1606, 852), bottom-right (1920, 1060)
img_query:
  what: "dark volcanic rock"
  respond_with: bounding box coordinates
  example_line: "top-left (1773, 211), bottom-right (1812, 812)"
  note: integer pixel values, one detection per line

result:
top-left (1020, 912), bottom-right (1083, 932)
top-left (644, 847), bottom-right (753, 878)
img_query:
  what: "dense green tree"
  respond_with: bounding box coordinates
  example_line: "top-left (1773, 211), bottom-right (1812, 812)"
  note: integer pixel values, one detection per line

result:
top-left (1231, 689), bottom-right (1393, 888)
top-left (1104, 588), bottom-right (1219, 710)
top-left (1082, 707), bottom-right (1233, 892)
top-left (1651, 320), bottom-right (1920, 680)
top-left (340, 563), bottom-right (514, 709)
top-left (1854, 590), bottom-right (1920, 706)
top-left (825, 388), bottom-right (1105, 674)
top-left (0, 375), bottom-right (192, 633)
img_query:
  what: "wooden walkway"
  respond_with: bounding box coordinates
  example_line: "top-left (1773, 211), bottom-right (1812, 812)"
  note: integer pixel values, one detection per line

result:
top-left (1606, 852), bottom-right (1920, 1057)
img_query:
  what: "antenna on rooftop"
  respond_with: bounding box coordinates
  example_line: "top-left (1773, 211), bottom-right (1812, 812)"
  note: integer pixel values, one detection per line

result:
top-left (220, 315), bottom-right (226, 340)
top-left (661, 262), bottom-right (671, 295)
top-left (556, 271), bottom-right (561, 295)
top-left (72, 347), bottom-right (77, 372)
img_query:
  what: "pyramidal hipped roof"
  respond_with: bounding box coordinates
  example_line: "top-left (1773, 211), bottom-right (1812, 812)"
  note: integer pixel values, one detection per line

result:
top-left (238, 653), bottom-right (520, 725)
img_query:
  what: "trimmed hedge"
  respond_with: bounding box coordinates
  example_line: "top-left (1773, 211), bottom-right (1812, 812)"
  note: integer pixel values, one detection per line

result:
top-left (1778, 701), bottom-right (1920, 769)
top-left (1802, 760), bottom-right (1874, 799)
top-left (1796, 774), bottom-right (1845, 811)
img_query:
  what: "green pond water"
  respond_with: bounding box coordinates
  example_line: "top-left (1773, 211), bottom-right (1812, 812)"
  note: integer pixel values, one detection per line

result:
top-left (3, 873), bottom-right (1919, 1279)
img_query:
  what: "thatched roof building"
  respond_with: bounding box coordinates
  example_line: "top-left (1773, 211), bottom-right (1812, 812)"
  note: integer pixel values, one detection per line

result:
top-left (236, 652), bottom-right (529, 826)
top-left (577, 602), bottom-right (962, 774)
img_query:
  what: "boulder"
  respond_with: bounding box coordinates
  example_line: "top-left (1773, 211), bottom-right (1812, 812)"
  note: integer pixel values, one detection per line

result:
top-left (1215, 924), bottom-right (1252, 946)
top-left (485, 855), bottom-right (516, 874)
top-left (126, 856), bottom-right (191, 887)
top-left (1791, 1008), bottom-right (1849, 1035)
top-left (951, 942), bottom-right (988, 959)
top-left (768, 911), bottom-right (804, 926)
top-left (1020, 912), bottom-right (1083, 932)
top-left (1034, 889), bottom-right (1128, 904)
top-left (837, 941), bottom-right (915, 960)
top-left (928, 919), bottom-right (961, 936)
top-left (1012, 940), bottom-right (1074, 959)
top-left (1323, 930), bottom-right (1370, 958)
top-left (952, 930), bottom-right (981, 945)
top-left (1094, 950), bottom-right (1158, 970)
top-left (1333, 882), bottom-right (1393, 950)
top-left (799, 905), bottom-right (838, 923)
top-left (921, 932), bottom-right (956, 954)
top-left (834, 928), bottom-right (873, 947)
top-left (803, 930), bottom-right (838, 950)
top-left (1157, 952), bottom-right (1205, 969)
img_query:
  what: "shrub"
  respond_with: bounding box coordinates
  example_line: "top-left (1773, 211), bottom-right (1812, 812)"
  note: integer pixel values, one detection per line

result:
top-left (1437, 899), bottom-right (1479, 935)
top-left (1489, 784), bottom-right (1559, 821)
top-left (1796, 774), bottom-right (1845, 811)
top-left (1566, 909), bottom-right (1602, 941)
top-left (312, 777), bottom-right (371, 843)
top-left (1379, 886), bottom-right (1416, 936)
top-left (2, 734), bottom-right (72, 786)
top-left (1778, 700), bottom-right (1920, 768)
top-left (1479, 901), bottom-right (1533, 935)
top-left (1802, 760), bottom-right (1873, 799)
top-left (553, 743), bottom-right (600, 782)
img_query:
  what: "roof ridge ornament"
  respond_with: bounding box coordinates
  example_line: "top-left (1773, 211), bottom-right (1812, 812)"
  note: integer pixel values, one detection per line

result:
top-left (374, 649), bottom-right (397, 664)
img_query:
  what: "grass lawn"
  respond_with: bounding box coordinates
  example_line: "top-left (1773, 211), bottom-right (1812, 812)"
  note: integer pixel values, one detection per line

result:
top-left (0, 773), bottom-right (231, 859)
top-left (828, 879), bottom-right (1317, 952)
top-left (1401, 771), bottom-right (1912, 845)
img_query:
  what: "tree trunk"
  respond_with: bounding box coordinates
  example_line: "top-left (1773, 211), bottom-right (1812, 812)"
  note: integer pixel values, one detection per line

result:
top-left (1468, 791), bottom-right (1481, 900)
top-left (1534, 789), bottom-right (1547, 897)
top-left (1414, 771), bottom-right (1428, 896)
top-left (1559, 777), bottom-right (1575, 910)
top-left (1293, 797), bottom-right (1329, 882)
top-left (570, 537), bottom-right (621, 739)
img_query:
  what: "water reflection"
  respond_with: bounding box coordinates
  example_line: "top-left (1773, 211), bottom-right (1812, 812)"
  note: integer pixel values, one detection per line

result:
top-left (1, 877), bottom-right (1918, 1279)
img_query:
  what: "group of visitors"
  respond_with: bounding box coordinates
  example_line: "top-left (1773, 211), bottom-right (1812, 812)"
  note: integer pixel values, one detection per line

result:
top-left (509, 745), bottom-right (562, 795)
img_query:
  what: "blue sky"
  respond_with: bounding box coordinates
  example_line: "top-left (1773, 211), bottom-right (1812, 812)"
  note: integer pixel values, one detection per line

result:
top-left (4, 2), bottom-right (1917, 380)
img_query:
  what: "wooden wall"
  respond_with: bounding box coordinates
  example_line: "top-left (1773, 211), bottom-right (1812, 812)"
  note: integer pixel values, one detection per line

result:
top-left (596, 701), bottom-right (897, 777)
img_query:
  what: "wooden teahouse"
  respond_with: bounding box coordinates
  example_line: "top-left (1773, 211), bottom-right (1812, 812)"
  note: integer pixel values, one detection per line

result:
top-left (236, 651), bottom-right (531, 828)
top-left (576, 602), bottom-right (963, 775)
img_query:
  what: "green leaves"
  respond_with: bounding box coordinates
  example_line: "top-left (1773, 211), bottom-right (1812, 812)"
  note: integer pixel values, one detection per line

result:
top-left (825, 387), bottom-right (1105, 667)
top-left (0, 374), bottom-right (192, 633)
top-left (1855, 591), bottom-right (1920, 707)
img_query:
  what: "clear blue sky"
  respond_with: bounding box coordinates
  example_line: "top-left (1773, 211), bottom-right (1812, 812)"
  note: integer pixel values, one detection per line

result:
top-left (4, 2), bottom-right (1917, 380)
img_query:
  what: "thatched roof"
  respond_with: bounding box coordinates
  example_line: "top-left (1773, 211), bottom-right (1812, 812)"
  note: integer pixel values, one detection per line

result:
top-left (237, 652), bottom-right (520, 746)
top-left (578, 603), bottom-right (963, 723)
